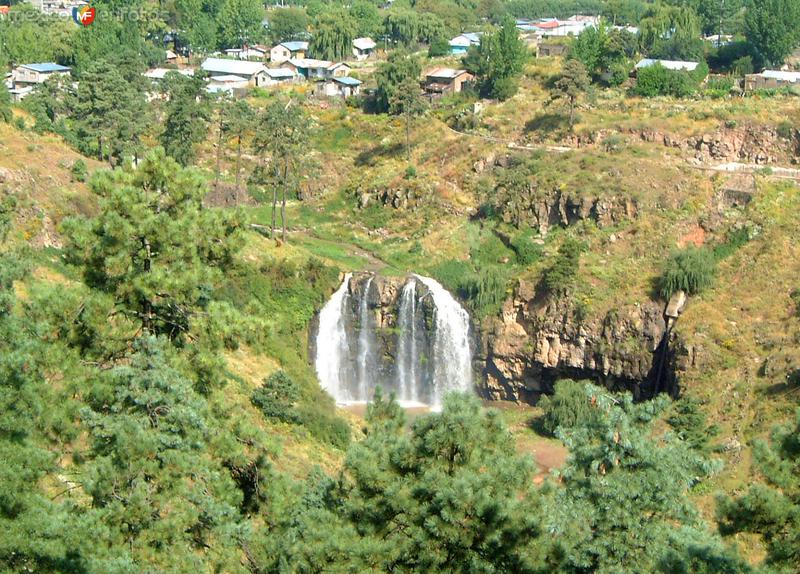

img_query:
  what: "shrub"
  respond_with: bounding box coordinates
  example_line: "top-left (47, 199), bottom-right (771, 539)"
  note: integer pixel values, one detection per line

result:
top-left (659, 246), bottom-right (716, 299)
top-left (777, 121), bottom-right (794, 140)
top-left (537, 379), bottom-right (598, 436)
top-left (510, 231), bottom-right (543, 266)
top-left (543, 237), bottom-right (584, 296)
top-left (251, 370), bottom-right (301, 424)
top-left (633, 62), bottom-right (706, 98)
top-left (71, 160), bottom-right (88, 183)
top-left (732, 55), bottom-right (754, 77)
top-left (463, 267), bottom-right (508, 317)
top-left (428, 37), bottom-right (451, 58)
top-left (297, 408), bottom-right (351, 449)
top-left (667, 396), bottom-right (719, 454)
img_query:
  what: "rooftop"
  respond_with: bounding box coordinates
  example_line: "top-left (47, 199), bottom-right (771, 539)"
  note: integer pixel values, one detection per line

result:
top-left (353, 37), bottom-right (377, 50)
top-left (289, 58), bottom-right (334, 69)
top-left (426, 67), bottom-right (469, 80)
top-left (279, 41), bottom-right (309, 52)
top-left (635, 58), bottom-right (700, 72)
top-left (333, 76), bottom-right (362, 86)
top-left (760, 70), bottom-right (800, 82)
top-left (18, 63), bottom-right (71, 73)
top-left (201, 58), bottom-right (265, 76)
top-left (265, 68), bottom-right (295, 78)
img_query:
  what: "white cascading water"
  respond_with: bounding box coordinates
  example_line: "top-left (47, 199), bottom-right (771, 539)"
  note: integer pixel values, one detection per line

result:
top-left (396, 279), bottom-right (418, 402)
top-left (314, 273), bottom-right (473, 409)
top-left (356, 276), bottom-right (375, 399)
top-left (314, 273), bottom-right (353, 400)
top-left (414, 275), bottom-right (473, 406)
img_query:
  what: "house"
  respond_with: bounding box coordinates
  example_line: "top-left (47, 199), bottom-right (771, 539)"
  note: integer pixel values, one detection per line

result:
top-left (352, 37), bottom-right (377, 61)
top-left (528, 15), bottom-right (598, 37)
top-left (143, 68), bottom-right (195, 81)
top-left (224, 45), bottom-right (269, 60)
top-left (317, 76), bottom-right (362, 98)
top-left (634, 58), bottom-right (701, 73)
top-left (12, 63), bottom-right (71, 88)
top-left (449, 33), bottom-right (481, 55)
top-left (263, 68), bottom-right (297, 86)
top-left (270, 41), bottom-right (309, 64)
top-left (166, 50), bottom-right (178, 63)
top-left (424, 68), bottom-right (474, 97)
top-left (288, 59), bottom-right (350, 80)
top-left (207, 75), bottom-right (250, 91)
top-left (744, 70), bottom-right (800, 91)
top-left (200, 58), bottom-right (269, 87)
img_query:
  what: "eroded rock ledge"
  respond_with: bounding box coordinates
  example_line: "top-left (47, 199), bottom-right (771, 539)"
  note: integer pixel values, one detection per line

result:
top-left (481, 279), bottom-right (677, 404)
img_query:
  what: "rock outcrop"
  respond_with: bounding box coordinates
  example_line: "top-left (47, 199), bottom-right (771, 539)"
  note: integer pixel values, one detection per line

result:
top-left (481, 280), bottom-right (676, 404)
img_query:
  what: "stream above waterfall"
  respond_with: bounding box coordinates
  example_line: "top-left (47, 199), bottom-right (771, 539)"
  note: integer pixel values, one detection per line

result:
top-left (313, 272), bottom-right (475, 409)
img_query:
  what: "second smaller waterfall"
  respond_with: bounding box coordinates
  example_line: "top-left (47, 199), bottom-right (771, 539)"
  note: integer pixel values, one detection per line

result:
top-left (396, 279), bottom-right (419, 402)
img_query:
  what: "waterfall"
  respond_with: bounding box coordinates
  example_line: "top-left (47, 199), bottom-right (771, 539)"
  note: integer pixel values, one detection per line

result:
top-left (314, 273), bottom-right (354, 400)
top-left (356, 276), bottom-right (376, 400)
top-left (415, 275), bottom-right (473, 406)
top-left (314, 273), bottom-right (474, 409)
top-left (396, 279), bottom-right (418, 402)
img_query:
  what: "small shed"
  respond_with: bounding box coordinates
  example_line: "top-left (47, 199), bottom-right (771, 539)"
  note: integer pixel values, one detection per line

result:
top-left (352, 37), bottom-right (377, 61)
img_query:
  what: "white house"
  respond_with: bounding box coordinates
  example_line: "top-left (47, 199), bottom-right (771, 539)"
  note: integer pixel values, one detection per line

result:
top-left (263, 67), bottom-right (297, 86)
top-left (287, 59), bottom-right (351, 80)
top-left (270, 41), bottom-right (309, 64)
top-left (352, 37), bottom-right (377, 61)
top-left (143, 68), bottom-right (195, 81)
top-left (200, 58), bottom-right (269, 87)
top-left (224, 45), bottom-right (269, 60)
top-left (449, 33), bottom-right (481, 55)
top-left (317, 76), bottom-right (362, 98)
top-left (12, 63), bottom-right (71, 87)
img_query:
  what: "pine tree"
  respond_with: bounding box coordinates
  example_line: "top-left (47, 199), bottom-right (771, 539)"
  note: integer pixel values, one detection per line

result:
top-left (63, 148), bottom-right (244, 339)
top-left (252, 99), bottom-right (310, 242)
top-left (161, 72), bottom-right (211, 167)
top-left (552, 59), bottom-right (590, 130)
top-left (389, 76), bottom-right (427, 163)
top-left (464, 17), bottom-right (527, 100)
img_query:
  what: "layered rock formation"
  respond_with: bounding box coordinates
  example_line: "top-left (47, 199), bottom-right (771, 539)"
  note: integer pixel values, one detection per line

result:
top-left (481, 280), bottom-right (676, 404)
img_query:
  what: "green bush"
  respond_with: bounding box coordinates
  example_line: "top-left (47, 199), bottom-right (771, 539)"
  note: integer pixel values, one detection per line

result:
top-left (71, 159), bottom-right (88, 183)
top-left (537, 379), bottom-right (598, 436)
top-left (633, 62), bottom-right (706, 98)
top-left (463, 267), bottom-right (508, 318)
top-left (666, 396), bottom-right (719, 454)
top-left (297, 407), bottom-right (351, 450)
top-left (777, 121), bottom-right (794, 140)
top-left (251, 370), bottom-right (301, 424)
top-left (510, 231), bottom-right (543, 266)
top-left (428, 37), bottom-right (451, 58)
top-left (659, 246), bottom-right (716, 299)
top-left (543, 237), bottom-right (584, 296)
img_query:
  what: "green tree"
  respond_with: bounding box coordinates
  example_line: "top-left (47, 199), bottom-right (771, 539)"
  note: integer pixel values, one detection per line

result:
top-left (549, 388), bottom-right (727, 574)
top-left (350, 0), bottom-right (382, 38)
top-left (73, 60), bottom-right (146, 164)
top-left (717, 408), bottom-right (800, 571)
top-left (570, 21), bottom-right (634, 84)
top-left (218, 0), bottom-right (264, 48)
top-left (268, 6), bottom-right (309, 43)
top-left (538, 379), bottom-right (598, 436)
top-left (251, 370), bottom-right (301, 423)
top-left (659, 246), bottom-right (716, 298)
top-left (310, 10), bottom-right (356, 61)
top-left (222, 98), bottom-right (255, 195)
top-left (64, 148), bottom-right (244, 339)
top-left (0, 81), bottom-right (11, 124)
top-left (640, 3), bottom-right (705, 61)
top-left (543, 236), bottom-right (584, 295)
top-left (745, 0), bottom-right (800, 67)
top-left (266, 393), bottom-right (547, 572)
top-left (383, 8), bottom-right (421, 46)
top-left (252, 98), bottom-right (310, 242)
top-left (161, 71), bottom-right (211, 166)
top-left (464, 17), bottom-right (528, 100)
top-left (375, 52), bottom-right (422, 113)
top-left (552, 59), bottom-right (590, 129)
top-left (390, 76), bottom-right (427, 163)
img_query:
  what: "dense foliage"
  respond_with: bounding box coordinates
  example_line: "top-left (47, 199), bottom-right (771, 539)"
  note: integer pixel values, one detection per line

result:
top-left (659, 246), bottom-right (717, 298)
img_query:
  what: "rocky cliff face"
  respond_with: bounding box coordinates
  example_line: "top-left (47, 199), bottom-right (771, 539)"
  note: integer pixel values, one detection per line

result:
top-left (481, 280), bottom-right (676, 404)
top-left (564, 124), bottom-right (799, 165)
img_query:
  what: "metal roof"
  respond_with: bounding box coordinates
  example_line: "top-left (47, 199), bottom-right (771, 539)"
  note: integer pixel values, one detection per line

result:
top-left (201, 58), bottom-right (265, 76)
top-left (266, 68), bottom-right (295, 78)
top-left (279, 41), bottom-right (309, 52)
top-left (353, 37), bottom-right (376, 50)
top-left (289, 58), bottom-right (334, 69)
top-left (426, 67), bottom-right (469, 80)
top-left (761, 70), bottom-right (800, 83)
top-left (333, 76), bottom-right (362, 86)
top-left (19, 63), bottom-right (71, 73)
top-left (635, 58), bottom-right (700, 72)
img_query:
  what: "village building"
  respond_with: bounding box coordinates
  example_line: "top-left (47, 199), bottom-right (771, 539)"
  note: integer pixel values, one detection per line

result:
top-left (519, 15), bottom-right (599, 37)
top-left (263, 68), bottom-right (297, 86)
top-left (143, 68), bottom-right (195, 81)
top-left (270, 41), bottom-right (309, 64)
top-left (288, 59), bottom-right (351, 80)
top-left (9, 62), bottom-right (71, 101)
top-left (200, 58), bottom-right (269, 87)
top-left (537, 42), bottom-right (569, 57)
top-left (424, 68), bottom-right (474, 98)
top-left (317, 76), bottom-right (362, 98)
top-left (744, 70), bottom-right (800, 91)
top-left (634, 58), bottom-right (701, 73)
top-left (352, 37), bottom-right (377, 61)
top-left (224, 45), bottom-right (269, 60)
top-left (449, 33), bottom-right (481, 55)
